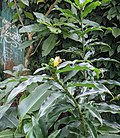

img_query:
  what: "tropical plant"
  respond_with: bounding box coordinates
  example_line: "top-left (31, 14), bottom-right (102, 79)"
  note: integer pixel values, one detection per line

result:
top-left (0, 0), bottom-right (120, 138)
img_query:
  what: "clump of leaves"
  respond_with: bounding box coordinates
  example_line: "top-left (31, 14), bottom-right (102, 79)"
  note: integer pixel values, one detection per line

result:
top-left (0, 0), bottom-right (120, 138)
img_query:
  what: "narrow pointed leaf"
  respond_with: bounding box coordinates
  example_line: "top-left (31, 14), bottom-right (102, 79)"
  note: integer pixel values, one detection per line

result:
top-left (86, 119), bottom-right (97, 138)
top-left (18, 83), bottom-right (52, 118)
top-left (82, 1), bottom-right (101, 18)
top-left (39, 92), bottom-right (62, 117)
top-left (7, 76), bottom-right (43, 103)
top-left (85, 104), bottom-right (103, 125)
top-left (0, 104), bottom-right (11, 119)
top-left (48, 130), bottom-right (61, 138)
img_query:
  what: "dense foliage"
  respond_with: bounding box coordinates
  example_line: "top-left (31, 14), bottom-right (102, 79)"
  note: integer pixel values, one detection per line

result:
top-left (0, 0), bottom-right (120, 137)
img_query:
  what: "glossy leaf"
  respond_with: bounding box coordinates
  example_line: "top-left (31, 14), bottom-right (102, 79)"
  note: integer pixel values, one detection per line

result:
top-left (39, 92), bottom-right (62, 117)
top-left (82, 1), bottom-right (101, 18)
top-left (18, 83), bottom-right (52, 118)
top-left (86, 119), bottom-right (97, 138)
top-left (7, 76), bottom-right (43, 103)
top-left (19, 24), bottom-right (44, 33)
top-left (96, 103), bottom-right (120, 114)
top-left (0, 104), bottom-right (11, 119)
top-left (85, 104), bottom-right (103, 125)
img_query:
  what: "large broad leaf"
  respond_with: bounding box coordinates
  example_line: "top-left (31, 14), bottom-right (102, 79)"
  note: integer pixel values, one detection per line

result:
top-left (85, 119), bottom-right (97, 138)
top-left (42, 34), bottom-right (57, 57)
top-left (18, 83), bottom-right (52, 118)
top-left (0, 104), bottom-right (11, 119)
top-left (82, 1), bottom-right (101, 18)
top-left (21, 0), bottom-right (29, 6)
top-left (7, 76), bottom-right (43, 103)
top-left (39, 92), bottom-right (62, 117)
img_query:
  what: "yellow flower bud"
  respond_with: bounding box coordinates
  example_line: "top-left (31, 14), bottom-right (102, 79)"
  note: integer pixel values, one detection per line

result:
top-left (54, 56), bottom-right (62, 67)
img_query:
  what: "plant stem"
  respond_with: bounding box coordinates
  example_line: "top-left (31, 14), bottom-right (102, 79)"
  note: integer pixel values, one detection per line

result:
top-left (56, 78), bottom-right (87, 136)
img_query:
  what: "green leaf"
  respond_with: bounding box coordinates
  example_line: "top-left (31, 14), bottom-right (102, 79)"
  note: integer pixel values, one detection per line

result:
top-left (68, 81), bottom-right (96, 88)
top-left (97, 79), bottom-right (120, 86)
top-left (1, 113), bottom-right (19, 128)
top-left (102, 0), bottom-right (112, 3)
top-left (48, 130), bottom-right (61, 138)
top-left (82, 0), bottom-right (93, 7)
top-left (97, 123), bottom-right (120, 134)
top-left (7, 76), bottom-right (43, 103)
top-left (19, 40), bottom-right (35, 49)
top-left (85, 119), bottom-right (97, 138)
top-left (57, 63), bottom-right (100, 74)
top-left (91, 58), bottom-right (120, 63)
top-left (39, 92), bottom-right (62, 117)
top-left (19, 24), bottom-right (44, 33)
top-left (0, 129), bottom-right (14, 138)
top-left (96, 103), bottom-right (120, 114)
top-left (82, 1), bottom-right (101, 18)
top-left (85, 104), bottom-right (103, 125)
top-left (117, 45), bottom-right (120, 53)
top-left (21, 0), bottom-right (29, 6)
top-left (34, 12), bottom-right (50, 24)
top-left (47, 26), bottom-right (61, 34)
top-left (112, 27), bottom-right (120, 38)
top-left (64, 70), bottom-right (78, 82)
top-left (74, 0), bottom-right (81, 7)
top-left (24, 11), bottom-right (34, 20)
top-left (42, 34), bottom-right (57, 57)
top-left (18, 83), bottom-right (52, 118)
top-left (0, 104), bottom-right (11, 119)
top-left (98, 134), bottom-right (120, 138)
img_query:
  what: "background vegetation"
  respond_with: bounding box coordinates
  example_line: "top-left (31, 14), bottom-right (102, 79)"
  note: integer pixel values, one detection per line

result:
top-left (0, 0), bottom-right (120, 137)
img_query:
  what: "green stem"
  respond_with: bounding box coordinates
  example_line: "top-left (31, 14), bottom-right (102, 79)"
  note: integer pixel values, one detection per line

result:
top-left (55, 77), bottom-right (87, 136)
